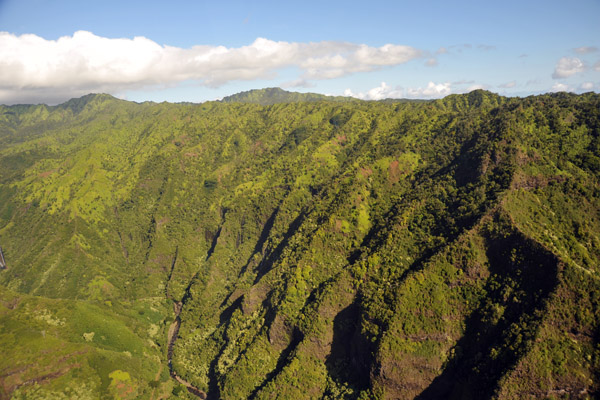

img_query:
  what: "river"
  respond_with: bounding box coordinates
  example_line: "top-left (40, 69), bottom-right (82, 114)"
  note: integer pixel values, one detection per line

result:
top-left (167, 301), bottom-right (207, 399)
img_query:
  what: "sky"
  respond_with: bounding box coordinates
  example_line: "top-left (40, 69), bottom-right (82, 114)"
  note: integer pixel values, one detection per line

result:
top-left (0, 0), bottom-right (599, 105)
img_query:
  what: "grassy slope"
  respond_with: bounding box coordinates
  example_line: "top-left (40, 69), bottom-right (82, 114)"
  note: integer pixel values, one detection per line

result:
top-left (0, 91), bottom-right (598, 399)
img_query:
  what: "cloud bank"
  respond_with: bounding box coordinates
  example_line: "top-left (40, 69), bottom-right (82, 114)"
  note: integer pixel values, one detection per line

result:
top-left (0, 31), bottom-right (422, 104)
top-left (344, 81), bottom-right (452, 100)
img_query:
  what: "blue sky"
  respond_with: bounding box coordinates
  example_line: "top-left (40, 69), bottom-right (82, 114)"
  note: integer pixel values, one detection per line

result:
top-left (0, 0), bottom-right (599, 104)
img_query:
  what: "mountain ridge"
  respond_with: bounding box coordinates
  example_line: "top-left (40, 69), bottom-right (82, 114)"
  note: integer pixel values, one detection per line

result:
top-left (0, 88), bottom-right (511, 109)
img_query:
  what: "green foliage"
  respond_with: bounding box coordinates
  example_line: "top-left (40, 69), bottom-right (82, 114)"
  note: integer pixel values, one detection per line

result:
top-left (0, 90), bottom-right (599, 399)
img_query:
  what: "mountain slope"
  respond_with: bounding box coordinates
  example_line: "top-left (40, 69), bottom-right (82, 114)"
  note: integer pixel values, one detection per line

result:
top-left (0, 91), bottom-right (598, 399)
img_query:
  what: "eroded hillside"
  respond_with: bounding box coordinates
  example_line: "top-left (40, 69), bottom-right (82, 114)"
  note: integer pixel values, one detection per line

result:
top-left (0, 91), bottom-right (598, 399)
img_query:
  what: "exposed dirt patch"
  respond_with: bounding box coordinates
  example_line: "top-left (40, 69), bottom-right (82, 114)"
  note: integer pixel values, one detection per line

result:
top-left (359, 167), bottom-right (373, 178)
top-left (38, 170), bottom-right (56, 179)
top-left (388, 160), bottom-right (400, 184)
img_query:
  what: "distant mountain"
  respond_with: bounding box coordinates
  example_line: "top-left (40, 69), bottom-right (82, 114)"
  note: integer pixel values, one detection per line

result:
top-left (220, 87), bottom-right (355, 105)
top-left (56, 93), bottom-right (121, 113)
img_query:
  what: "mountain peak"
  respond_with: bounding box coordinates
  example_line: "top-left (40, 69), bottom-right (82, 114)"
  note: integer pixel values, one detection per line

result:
top-left (57, 93), bottom-right (119, 114)
top-left (220, 87), bottom-right (354, 105)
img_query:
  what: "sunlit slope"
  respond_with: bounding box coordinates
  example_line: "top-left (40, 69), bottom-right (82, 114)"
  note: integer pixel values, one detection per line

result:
top-left (0, 91), bottom-right (598, 399)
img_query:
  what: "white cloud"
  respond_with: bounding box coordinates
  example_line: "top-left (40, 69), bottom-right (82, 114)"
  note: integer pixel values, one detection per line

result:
top-left (343, 88), bottom-right (355, 97)
top-left (574, 46), bottom-right (598, 54)
top-left (406, 82), bottom-right (452, 98)
top-left (498, 81), bottom-right (516, 88)
top-left (580, 82), bottom-right (594, 90)
top-left (552, 57), bottom-right (585, 79)
top-left (0, 31), bottom-right (423, 104)
top-left (300, 43), bottom-right (422, 80)
top-left (551, 82), bottom-right (573, 92)
top-left (344, 81), bottom-right (453, 101)
top-left (344, 82), bottom-right (403, 100)
top-left (346, 80), bottom-right (503, 101)
top-left (595, 61), bottom-right (600, 71)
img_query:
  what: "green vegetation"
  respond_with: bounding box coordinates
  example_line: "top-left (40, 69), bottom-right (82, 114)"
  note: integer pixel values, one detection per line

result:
top-left (0, 90), bottom-right (598, 399)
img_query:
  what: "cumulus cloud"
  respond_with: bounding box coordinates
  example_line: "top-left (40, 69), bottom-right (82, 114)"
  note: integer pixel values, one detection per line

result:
top-left (299, 43), bottom-right (422, 80)
top-left (344, 81), bottom-right (453, 101)
top-left (574, 46), bottom-right (598, 54)
top-left (344, 82), bottom-right (403, 100)
top-left (552, 57), bottom-right (585, 79)
top-left (406, 82), bottom-right (452, 98)
top-left (595, 61), bottom-right (600, 71)
top-left (0, 31), bottom-right (423, 104)
top-left (580, 82), bottom-right (594, 90)
top-left (551, 82), bottom-right (573, 92)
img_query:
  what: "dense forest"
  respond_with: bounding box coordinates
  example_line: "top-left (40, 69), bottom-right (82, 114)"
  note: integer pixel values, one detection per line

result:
top-left (0, 89), bottom-right (599, 399)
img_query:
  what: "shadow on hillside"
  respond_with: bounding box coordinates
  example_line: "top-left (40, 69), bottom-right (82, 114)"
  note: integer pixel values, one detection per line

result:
top-left (238, 206), bottom-right (280, 279)
top-left (253, 211), bottom-right (307, 285)
top-left (247, 326), bottom-right (304, 400)
top-left (325, 301), bottom-right (372, 394)
top-left (417, 220), bottom-right (560, 399)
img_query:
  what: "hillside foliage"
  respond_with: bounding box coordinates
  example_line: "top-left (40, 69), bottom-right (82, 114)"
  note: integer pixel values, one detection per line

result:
top-left (0, 90), bottom-right (599, 399)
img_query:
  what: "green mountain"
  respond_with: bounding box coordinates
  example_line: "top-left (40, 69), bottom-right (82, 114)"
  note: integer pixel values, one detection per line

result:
top-left (0, 90), bottom-right (599, 399)
top-left (220, 87), bottom-right (354, 105)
